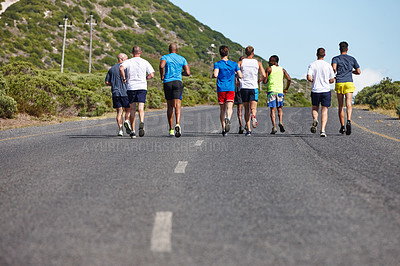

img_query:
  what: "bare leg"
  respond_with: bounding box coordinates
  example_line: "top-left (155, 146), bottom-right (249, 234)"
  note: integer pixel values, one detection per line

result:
top-left (124, 107), bottom-right (131, 123)
top-left (312, 105), bottom-right (319, 122)
top-left (337, 93), bottom-right (345, 126)
top-left (167, 100), bottom-right (174, 130)
top-left (345, 92), bottom-right (353, 121)
top-left (219, 103), bottom-right (226, 130)
top-left (250, 100), bottom-right (257, 118)
top-left (174, 99), bottom-right (181, 125)
top-left (138, 102), bottom-right (145, 123)
top-left (320, 106), bottom-right (328, 132)
top-left (130, 102), bottom-right (137, 130)
top-left (237, 104), bottom-right (243, 127)
top-left (116, 107), bottom-right (123, 129)
top-left (277, 106), bottom-right (283, 124)
top-left (226, 102), bottom-right (233, 120)
top-left (270, 107), bottom-right (276, 128)
top-left (244, 102), bottom-right (251, 131)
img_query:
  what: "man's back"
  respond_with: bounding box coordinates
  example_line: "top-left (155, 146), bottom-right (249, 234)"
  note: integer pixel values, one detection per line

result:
top-left (106, 63), bottom-right (127, 97)
top-left (122, 57), bottom-right (154, 90)
top-left (214, 59), bottom-right (239, 92)
top-left (267, 65), bottom-right (284, 94)
top-left (308, 60), bottom-right (335, 92)
top-left (332, 54), bottom-right (359, 83)
top-left (161, 53), bottom-right (187, 83)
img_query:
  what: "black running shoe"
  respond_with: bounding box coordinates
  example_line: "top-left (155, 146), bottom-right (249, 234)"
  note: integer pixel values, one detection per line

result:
top-left (346, 120), bottom-right (352, 135)
top-left (139, 122), bottom-right (145, 137)
top-left (130, 131), bottom-right (136, 139)
top-left (175, 124), bottom-right (181, 138)
top-left (222, 130), bottom-right (227, 137)
top-left (224, 118), bottom-right (230, 133)
top-left (311, 120), bottom-right (318, 133)
top-left (238, 126), bottom-right (244, 134)
top-left (271, 127), bottom-right (277, 134)
top-left (279, 123), bottom-right (285, 133)
top-left (339, 125), bottom-right (346, 134)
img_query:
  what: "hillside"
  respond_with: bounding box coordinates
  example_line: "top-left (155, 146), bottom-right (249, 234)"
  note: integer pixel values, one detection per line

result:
top-left (0, 0), bottom-right (246, 73)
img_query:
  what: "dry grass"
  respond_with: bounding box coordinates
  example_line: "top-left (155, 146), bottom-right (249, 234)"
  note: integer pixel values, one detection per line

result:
top-left (353, 104), bottom-right (398, 118)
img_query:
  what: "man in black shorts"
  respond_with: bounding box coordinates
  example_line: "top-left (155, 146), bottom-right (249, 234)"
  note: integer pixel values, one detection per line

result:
top-left (105, 53), bottom-right (129, 136)
top-left (159, 43), bottom-right (191, 137)
top-left (235, 56), bottom-right (245, 134)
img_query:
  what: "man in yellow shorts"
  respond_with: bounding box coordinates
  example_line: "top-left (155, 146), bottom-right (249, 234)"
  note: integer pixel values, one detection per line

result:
top-left (331, 41), bottom-right (361, 135)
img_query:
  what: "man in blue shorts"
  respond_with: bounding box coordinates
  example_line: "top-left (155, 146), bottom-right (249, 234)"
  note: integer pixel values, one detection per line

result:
top-left (213, 45), bottom-right (242, 136)
top-left (120, 46), bottom-right (155, 138)
top-left (159, 43), bottom-right (191, 137)
top-left (105, 53), bottom-right (129, 136)
top-left (264, 55), bottom-right (291, 134)
top-left (307, 48), bottom-right (335, 137)
top-left (331, 41), bottom-right (361, 135)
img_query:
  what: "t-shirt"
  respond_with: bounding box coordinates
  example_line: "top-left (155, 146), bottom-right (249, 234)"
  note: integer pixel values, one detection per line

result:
top-left (267, 65), bottom-right (284, 94)
top-left (121, 57), bottom-right (155, 91)
top-left (214, 59), bottom-right (240, 92)
top-left (240, 58), bottom-right (259, 89)
top-left (331, 54), bottom-right (360, 83)
top-left (307, 60), bottom-right (335, 93)
top-left (105, 63), bottom-right (127, 97)
top-left (161, 53), bottom-right (188, 83)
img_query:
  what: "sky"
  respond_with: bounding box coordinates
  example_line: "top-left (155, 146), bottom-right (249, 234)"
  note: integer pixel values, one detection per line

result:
top-left (170, 0), bottom-right (400, 94)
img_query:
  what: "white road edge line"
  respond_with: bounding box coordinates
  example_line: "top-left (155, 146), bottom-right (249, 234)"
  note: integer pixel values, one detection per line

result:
top-left (174, 161), bottom-right (188, 174)
top-left (194, 140), bottom-right (204, 146)
top-left (151, 212), bottom-right (173, 252)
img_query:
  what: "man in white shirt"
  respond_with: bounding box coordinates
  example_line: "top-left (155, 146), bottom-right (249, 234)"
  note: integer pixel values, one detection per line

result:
top-left (307, 48), bottom-right (335, 137)
top-left (120, 46), bottom-right (155, 138)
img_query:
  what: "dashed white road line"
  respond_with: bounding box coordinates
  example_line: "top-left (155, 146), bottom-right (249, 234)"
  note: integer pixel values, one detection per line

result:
top-left (174, 161), bottom-right (188, 173)
top-left (151, 212), bottom-right (172, 252)
top-left (194, 140), bottom-right (204, 146)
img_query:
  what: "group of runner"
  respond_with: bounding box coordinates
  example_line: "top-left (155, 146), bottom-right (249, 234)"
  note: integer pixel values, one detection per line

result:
top-left (105, 41), bottom-right (360, 138)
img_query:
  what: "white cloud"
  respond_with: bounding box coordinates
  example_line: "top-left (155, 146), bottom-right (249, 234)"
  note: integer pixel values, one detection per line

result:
top-left (353, 68), bottom-right (384, 95)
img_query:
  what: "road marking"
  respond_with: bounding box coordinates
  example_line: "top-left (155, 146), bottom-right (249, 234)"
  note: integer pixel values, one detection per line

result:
top-left (151, 212), bottom-right (172, 252)
top-left (353, 121), bottom-right (400, 143)
top-left (174, 161), bottom-right (188, 173)
top-left (194, 140), bottom-right (204, 146)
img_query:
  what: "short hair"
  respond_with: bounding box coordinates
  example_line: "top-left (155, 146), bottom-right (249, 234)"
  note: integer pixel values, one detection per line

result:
top-left (117, 53), bottom-right (127, 61)
top-left (270, 55), bottom-right (279, 64)
top-left (245, 46), bottom-right (254, 56)
top-left (339, 41), bottom-right (348, 52)
top-left (238, 56), bottom-right (245, 62)
top-left (317, 48), bottom-right (325, 58)
top-left (132, 46), bottom-right (141, 55)
top-left (169, 43), bottom-right (178, 53)
top-left (219, 45), bottom-right (229, 57)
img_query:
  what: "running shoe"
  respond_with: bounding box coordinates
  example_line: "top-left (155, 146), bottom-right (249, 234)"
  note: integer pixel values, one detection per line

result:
top-left (238, 126), bottom-right (244, 134)
top-left (123, 120), bottom-right (132, 134)
top-left (139, 122), bottom-right (145, 137)
top-left (346, 120), bottom-right (352, 135)
top-left (245, 131), bottom-right (252, 136)
top-left (251, 114), bottom-right (258, 128)
top-left (311, 120), bottom-right (318, 133)
top-left (222, 130), bottom-right (227, 137)
top-left (224, 118), bottom-right (230, 133)
top-left (339, 125), bottom-right (346, 134)
top-left (175, 124), bottom-right (181, 138)
top-left (320, 132), bottom-right (327, 138)
top-left (130, 131), bottom-right (136, 139)
top-left (117, 129), bottom-right (123, 136)
top-left (279, 123), bottom-right (285, 133)
top-left (271, 127), bottom-right (277, 134)
top-left (169, 129), bottom-right (175, 136)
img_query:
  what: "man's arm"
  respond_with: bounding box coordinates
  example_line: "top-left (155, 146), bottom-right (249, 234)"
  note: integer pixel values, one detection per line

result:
top-left (331, 63), bottom-right (337, 74)
top-left (159, 60), bottom-right (166, 81)
top-left (258, 61), bottom-right (266, 82)
top-left (352, 68), bottom-right (361, 75)
top-left (283, 68), bottom-right (291, 92)
top-left (147, 72), bottom-right (155, 80)
top-left (236, 69), bottom-right (242, 79)
top-left (183, 64), bottom-right (191, 76)
top-left (212, 68), bottom-right (219, 79)
top-left (306, 75), bottom-right (313, 83)
top-left (263, 67), bottom-right (271, 83)
top-left (119, 65), bottom-right (127, 83)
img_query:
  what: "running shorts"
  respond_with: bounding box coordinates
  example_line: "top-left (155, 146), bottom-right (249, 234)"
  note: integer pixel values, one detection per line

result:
top-left (163, 80), bottom-right (183, 100)
top-left (234, 86), bottom-right (243, 105)
top-left (311, 91), bottom-right (331, 107)
top-left (240, 88), bottom-right (259, 102)
top-left (218, 91), bottom-right (235, 104)
top-left (267, 92), bottom-right (284, 108)
top-left (112, 96), bottom-right (130, 108)
top-left (335, 82), bottom-right (355, 94)
top-left (127, 90), bottom-right (147, 103)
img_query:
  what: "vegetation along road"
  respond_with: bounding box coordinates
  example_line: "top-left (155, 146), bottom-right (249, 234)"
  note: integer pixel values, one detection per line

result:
top-left (1, 106), bottom-right (400, 265)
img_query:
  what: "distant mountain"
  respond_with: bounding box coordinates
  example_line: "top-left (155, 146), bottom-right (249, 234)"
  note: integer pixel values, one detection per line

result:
top-left (0, 0), bottom-right (246, 73)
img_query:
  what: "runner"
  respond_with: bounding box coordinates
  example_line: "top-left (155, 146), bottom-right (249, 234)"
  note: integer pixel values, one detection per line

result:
top-left (307, 48), bottom-right (335, 137)
top-left (238, 46), bottom-right (266, 136)
top-left (119, 46), bottom-right (155, 138)
top-left (331, 41), bottom-right (361, 135)
top-left (159, 43), bottom-right (191, 137)
top-left (105, 53), bottom-right (130, 136)
top-left (264, 55), bottom-right (291, 134)
top-left (235, 56), bottom-right (245, 134)
top-left (213, 45), bottom-right (242, 136)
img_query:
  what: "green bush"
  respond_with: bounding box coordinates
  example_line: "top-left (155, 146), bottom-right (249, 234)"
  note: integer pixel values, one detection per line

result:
top-left (0, 94), bottom-right (18, 118)
top-left (396, 102), bottom-right (400, 119)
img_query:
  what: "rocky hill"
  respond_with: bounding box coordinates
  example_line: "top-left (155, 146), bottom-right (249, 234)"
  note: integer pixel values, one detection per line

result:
top-left (0, 0), bottom-right (246, 73)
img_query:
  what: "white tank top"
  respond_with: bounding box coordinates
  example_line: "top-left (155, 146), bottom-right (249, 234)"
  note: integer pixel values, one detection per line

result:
top-left (240, 58), bottom-right (259, 89)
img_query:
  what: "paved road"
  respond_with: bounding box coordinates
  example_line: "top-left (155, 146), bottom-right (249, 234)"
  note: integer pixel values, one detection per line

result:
top-left (1, 106), bottom-right (400, 266)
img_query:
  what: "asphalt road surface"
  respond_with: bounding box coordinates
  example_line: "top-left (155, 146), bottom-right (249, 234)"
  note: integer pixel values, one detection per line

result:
top-left (1, 106), bottom-right (400, 266)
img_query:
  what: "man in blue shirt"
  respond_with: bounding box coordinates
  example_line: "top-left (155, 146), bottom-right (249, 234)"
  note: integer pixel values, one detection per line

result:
top-left (332, 41), bottom-right (361, 135)
top-left (159, 43), bottom-right (191, 137)
top-left (105, 53), bottom-right (130, 136)
top-left (213, 45), bottom-right (242, 136)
